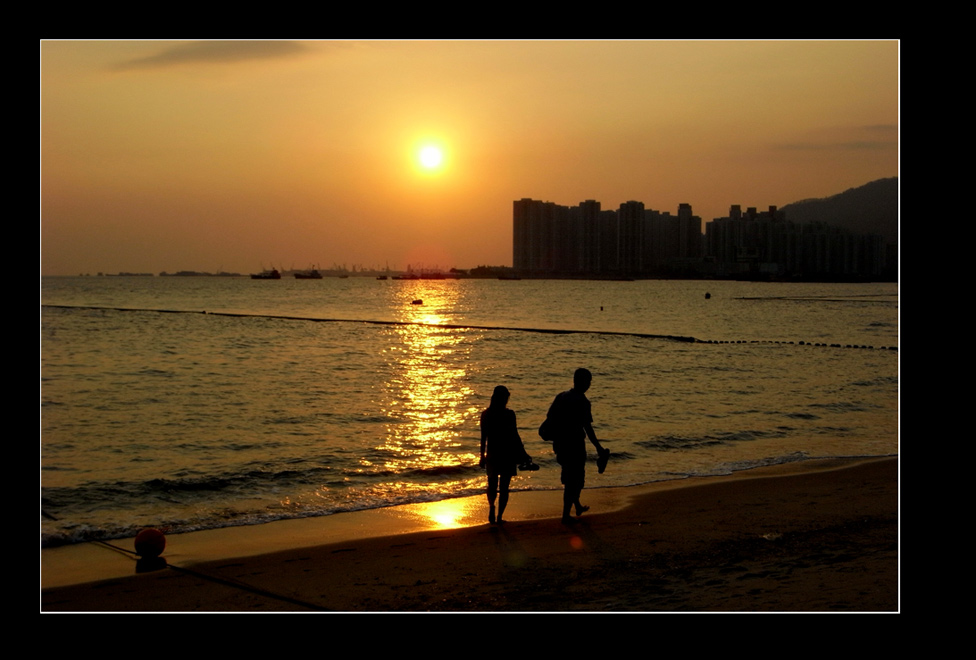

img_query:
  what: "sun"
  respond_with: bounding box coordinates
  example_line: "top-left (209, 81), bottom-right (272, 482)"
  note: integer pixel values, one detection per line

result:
top-left (409, 138), bottom-right (451, 178)
top-left (418, 145), bottom-right (444, 170)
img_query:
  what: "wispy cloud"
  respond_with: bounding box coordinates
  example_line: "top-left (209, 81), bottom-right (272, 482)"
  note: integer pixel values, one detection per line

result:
top-left (112, 41), bottom-right (309, 71)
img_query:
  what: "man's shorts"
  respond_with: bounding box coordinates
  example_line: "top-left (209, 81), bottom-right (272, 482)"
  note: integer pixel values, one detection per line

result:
top-left (556, 452), bottom-right (585, 489)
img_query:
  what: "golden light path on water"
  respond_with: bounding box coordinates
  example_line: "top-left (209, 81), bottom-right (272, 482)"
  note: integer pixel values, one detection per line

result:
top-left (374, 281), bottom-right (481, 503)
top-left (285, 279), bottom-right (488, 525)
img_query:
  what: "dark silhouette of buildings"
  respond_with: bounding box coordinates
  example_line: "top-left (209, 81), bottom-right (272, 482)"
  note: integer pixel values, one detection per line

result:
top-left (703, 205), bottom-right (886, 279)
top-left (513, 197), bottom-right (889, 280)
top-left (513, 198), bottom-right (702, 278)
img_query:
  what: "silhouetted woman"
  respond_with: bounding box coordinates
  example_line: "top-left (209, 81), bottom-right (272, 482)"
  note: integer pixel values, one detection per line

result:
top-left (479, 385), bottom-right (533, 524)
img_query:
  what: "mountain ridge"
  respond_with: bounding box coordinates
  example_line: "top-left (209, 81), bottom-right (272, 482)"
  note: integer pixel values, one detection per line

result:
top-left (780, 176), bottom-right (898, 247)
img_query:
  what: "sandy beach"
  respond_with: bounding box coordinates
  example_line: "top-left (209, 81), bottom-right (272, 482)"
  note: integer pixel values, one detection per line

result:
top-left (41, 456), bottom-right (897, 612)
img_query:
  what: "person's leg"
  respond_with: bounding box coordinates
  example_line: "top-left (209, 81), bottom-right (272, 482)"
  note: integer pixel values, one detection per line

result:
top-left (559, 460), bottom-right (574, 522)
top-left (562, 485), bottom-right (574, 522)
top-left (487, 473), bottom-right (498, 523)
top-left (574, 481), bottom-right (589, 516)
top-left (562, 463), bottom-right (585, 521)
top-left (497, 475), bottom-right (512, 522)
top-left (573, 465), bottom-right (587, 515)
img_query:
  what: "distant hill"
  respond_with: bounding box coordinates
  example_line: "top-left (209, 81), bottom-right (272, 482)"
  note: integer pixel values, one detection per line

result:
top-left (781, 177), bottom-right (898, 247)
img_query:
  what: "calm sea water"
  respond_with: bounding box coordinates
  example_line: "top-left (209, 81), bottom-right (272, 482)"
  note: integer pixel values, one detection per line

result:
top-left (41, 276), bottom-right (898, 547)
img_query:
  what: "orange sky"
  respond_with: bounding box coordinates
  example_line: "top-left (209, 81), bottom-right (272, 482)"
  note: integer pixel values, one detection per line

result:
top-left (41, 40), bottom-right (898, 275)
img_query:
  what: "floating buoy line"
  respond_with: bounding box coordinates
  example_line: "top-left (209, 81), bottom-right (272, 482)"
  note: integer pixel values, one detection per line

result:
top-left (42, 304), bottom-right (897, 351)
top-left (697, 338), bottom-right (896, 350)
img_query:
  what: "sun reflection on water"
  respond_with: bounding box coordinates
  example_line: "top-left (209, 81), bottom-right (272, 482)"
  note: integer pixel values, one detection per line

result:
top-left (373, 281), bottom-right (479, 494)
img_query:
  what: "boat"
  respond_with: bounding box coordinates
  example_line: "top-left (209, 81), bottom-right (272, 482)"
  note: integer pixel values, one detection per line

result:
top-left (294, 268), bottom-right (323, 279)
top-left (250, 268), bottom-right (281, 280)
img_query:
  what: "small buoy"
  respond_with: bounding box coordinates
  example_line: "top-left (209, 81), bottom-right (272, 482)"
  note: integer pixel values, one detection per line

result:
top-left (411, 299), bottom-right (422, 305)
top-left (134, 528), bottom-right (166, 558)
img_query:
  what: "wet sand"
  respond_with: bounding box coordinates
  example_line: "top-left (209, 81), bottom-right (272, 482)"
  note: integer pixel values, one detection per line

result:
top-left (41, 456), bottom-right (897, 612)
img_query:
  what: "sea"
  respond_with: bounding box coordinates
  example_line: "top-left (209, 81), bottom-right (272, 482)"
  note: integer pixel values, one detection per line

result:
top-left (41, 275), bottom-right (899, 547)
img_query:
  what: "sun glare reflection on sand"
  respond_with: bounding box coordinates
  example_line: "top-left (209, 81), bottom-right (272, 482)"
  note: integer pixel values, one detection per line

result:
top-left (391, 496), bottom-right (484, 530)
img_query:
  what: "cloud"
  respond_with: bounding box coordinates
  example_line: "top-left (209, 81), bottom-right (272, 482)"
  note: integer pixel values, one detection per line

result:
top-left (112, 41), bottom-right (309, 71)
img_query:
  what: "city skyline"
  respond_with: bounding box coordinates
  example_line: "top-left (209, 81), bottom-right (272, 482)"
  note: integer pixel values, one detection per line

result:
top-left (513, 192), bottom-right (889, 280)
top-left (41, 40), bottom-right (898, 276)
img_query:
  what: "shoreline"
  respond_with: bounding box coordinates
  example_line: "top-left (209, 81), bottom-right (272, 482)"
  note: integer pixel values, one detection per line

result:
top-left (41, 456), bottom-right (898, 612)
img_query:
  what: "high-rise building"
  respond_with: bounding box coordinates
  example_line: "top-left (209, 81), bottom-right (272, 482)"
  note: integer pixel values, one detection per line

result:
top-left (617, 201), bottom-right (644, 274)
top-left (514, 197), bottom-right (705, 277)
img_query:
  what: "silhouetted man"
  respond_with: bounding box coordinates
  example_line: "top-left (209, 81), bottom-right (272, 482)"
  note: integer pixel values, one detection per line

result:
top-left (545, 368), bottom-right (609, 523)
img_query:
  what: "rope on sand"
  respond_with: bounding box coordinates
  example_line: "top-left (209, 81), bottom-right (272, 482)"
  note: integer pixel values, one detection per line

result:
top-left (42, 509), bottom-right (328, 610)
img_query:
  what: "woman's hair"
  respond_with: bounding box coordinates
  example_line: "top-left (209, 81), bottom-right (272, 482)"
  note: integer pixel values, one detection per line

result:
top-left (489, 385), bottom-right (510, 409)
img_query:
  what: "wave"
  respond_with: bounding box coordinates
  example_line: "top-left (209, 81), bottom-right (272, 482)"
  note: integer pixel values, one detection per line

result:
top-left (41, 451), bottom-right (895, 548)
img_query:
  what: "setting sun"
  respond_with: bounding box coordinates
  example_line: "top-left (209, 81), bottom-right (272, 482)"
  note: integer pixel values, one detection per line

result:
top-left (419, 146), bottom-right (443, 169)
